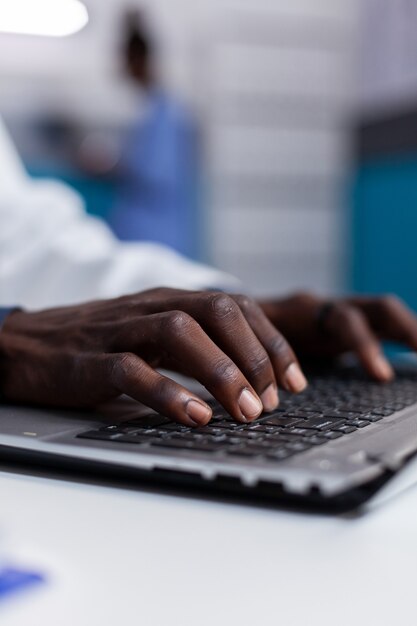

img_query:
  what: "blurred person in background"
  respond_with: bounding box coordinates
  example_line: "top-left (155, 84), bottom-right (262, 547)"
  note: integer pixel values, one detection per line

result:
top-left (108, 10), bottom-right (201, 259)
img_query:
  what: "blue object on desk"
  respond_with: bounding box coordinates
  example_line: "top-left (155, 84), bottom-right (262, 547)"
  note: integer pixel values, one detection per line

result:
top-left (0, 567), bottom-right (44, 600)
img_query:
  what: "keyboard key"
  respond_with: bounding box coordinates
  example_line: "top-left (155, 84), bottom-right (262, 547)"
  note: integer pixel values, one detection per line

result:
top-left (245, 424), bottom-right (275, 433)
top-left (306, 436), bottom-right (328, 446)
top-left (383, 403), bottom-right (406, 411)
top-left (154, 423), bottom-right (191, 432)
top-left (363, 415), bottom-right (383, 423)
top-left (328, 406), bottom-right (366, 414)
top-left (288, 428), bottom-right (314, 437)
top-left (120, 427), bottom-right (153, 435)
top-left (228, 448), bottom-right (259, 458)
top-left (170, 433), bottom-right (206, 442)
top-left (245, 432), bottom-right (267, 440)
top-left (221, 431), bottom-right (252, 439)
top-left (266, 449), bottom-right (295, 462)
top-left (285, 441), bottom-right (312, 453)
top-left (209, 434), bottom-right (228, 443)
top-left (368, 408), bottom-right (395, 417)
top-left (224, 436), bottom-right (248, 445)
top-left (323, 410), bottom-right (364, 420)
top-left (191, 426), bottom-right (224, 435)
top-left (116, 435), bottom-right (151, 445)
top-left (349, 419), bottom-right (371, 429)
top-left (235, 445), bottom-right (269, 456)
top-left (78, 430), bottom-right (121, 441)
top-left (323, 431), bottom-right (344, 440)
top-left (282, 411), bottom-right (321, 419)
top-left (210, 422), bottom-right (242, 430)
top-left (299, 417), bottom-right (346, 431)
top-left (260, 417), bottom-right (303, 428)
top-left (264, 434), bottom-right (296, 445)
top-left (151, 440), bottom-right (219, 453)
top-left (332, 425), bottom-right (357, 434)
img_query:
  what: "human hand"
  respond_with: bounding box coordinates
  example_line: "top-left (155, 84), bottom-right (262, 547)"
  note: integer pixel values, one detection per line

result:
top-left (259, 293), bottom-right (417, 381)
top-left (0, 288), bottom-right (307, 426)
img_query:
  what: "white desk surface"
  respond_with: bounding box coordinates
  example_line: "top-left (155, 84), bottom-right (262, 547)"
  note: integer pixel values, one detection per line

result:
top-left (1, 464), bottom-right (417, 626)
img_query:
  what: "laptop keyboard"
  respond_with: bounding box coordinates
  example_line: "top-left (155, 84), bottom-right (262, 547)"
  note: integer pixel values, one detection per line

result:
top-left (78, 370), bottom-right (417, 463)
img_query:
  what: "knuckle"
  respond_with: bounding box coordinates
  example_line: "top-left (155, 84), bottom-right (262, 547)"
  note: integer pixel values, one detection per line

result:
top-left (247, 351), bottom-right (271, 377)
top-left (152, 376), bottom-right (175, 401)
top-left (332, 303), bottom-right (357, 324)
top-left (268, 333), bottom-right (291, 358)
top-left (211, 358), bottom-right (240, 386)
top-left (206, 292), bottom-right (236, 319)
top-left (164, 310), bottom-right (195, 334)
top-left (110, 352), bottom-right (138, 382)
top-left (233, 293), bottom-right (256, 312)
top-left (330, 305), bottom-right (371, 343)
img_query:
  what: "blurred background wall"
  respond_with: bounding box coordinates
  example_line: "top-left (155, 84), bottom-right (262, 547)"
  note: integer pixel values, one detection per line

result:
top-left (353, 0), bottom-right (417, 312)
top-left (1, 0), bottom-right (359, 296)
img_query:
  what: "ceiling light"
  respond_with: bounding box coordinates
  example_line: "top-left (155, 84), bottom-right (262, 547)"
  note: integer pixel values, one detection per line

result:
top-left (0, 0), bottom-right (89, 37)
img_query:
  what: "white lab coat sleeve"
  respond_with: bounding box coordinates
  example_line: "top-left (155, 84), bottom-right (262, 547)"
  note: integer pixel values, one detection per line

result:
top-left (0, 179), bottom-right (240, 310)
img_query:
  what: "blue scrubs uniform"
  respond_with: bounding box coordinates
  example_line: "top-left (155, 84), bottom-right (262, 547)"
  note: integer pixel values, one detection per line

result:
top-left (110, 90), bottom-right (200, 258)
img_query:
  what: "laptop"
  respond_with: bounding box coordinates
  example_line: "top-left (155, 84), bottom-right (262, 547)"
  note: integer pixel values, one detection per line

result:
top-left (1, 360), bottom-right (417, 512)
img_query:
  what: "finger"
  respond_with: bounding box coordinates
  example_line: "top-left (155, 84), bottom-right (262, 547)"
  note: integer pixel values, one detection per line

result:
top-left (173, 292), bottom-right (280, 412)
top-left (349, 295), bottom-right (417, 351)
top-left (326, 303), bottom-right (393, 381)
top-left (232, 294), bottom-right (308, 394)
top-left (114, 311), bottom-right (263, 423)
top-left (105, 352), bottom-right (212, 427)
top-left (158, 311), bottom-right (264, 422)
top-left (114, 288), bottom-right (287, 410)
top-left (126, 291), bottom-right (280, 413)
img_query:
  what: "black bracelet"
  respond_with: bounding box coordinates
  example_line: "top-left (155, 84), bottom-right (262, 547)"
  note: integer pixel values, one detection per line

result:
top-left (0, 308), bottom-right (17, 403)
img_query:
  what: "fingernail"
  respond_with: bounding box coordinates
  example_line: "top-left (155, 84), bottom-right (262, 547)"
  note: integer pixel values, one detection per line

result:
top-left (284, 363), bottom-right (307, 393)
top-left (238, 388), bottom-right (263, 421)
top-left (374, 355), bottom-right (394, 381)
top-left (186, 400), bottom-right (212, 425)
top-left (260, 383), bottom-right (279, 412)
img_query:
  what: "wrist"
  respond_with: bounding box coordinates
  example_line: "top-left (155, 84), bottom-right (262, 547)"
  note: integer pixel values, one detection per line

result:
top-left (0, 307), bottom-right (19, 400)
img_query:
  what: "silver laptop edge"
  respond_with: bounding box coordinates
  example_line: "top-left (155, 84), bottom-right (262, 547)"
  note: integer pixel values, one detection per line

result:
top-left (1, 398), bottom-right (417, 499)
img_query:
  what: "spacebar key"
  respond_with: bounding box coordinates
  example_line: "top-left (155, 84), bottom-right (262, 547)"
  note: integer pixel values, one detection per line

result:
top-left (77, 430), bottom-right (151, 444)
top-left (151, 440), bottom-right (218, 453)
top-left (78, 430), bottom-right (120, 441)
top-left (300, 418), bottom-right (346, 431)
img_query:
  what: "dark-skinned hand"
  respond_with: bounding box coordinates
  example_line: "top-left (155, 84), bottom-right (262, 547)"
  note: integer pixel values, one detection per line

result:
top-left (0, 288), bottom-right (306, 427)
top-left (259, 292), bottom-right (417, 382)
